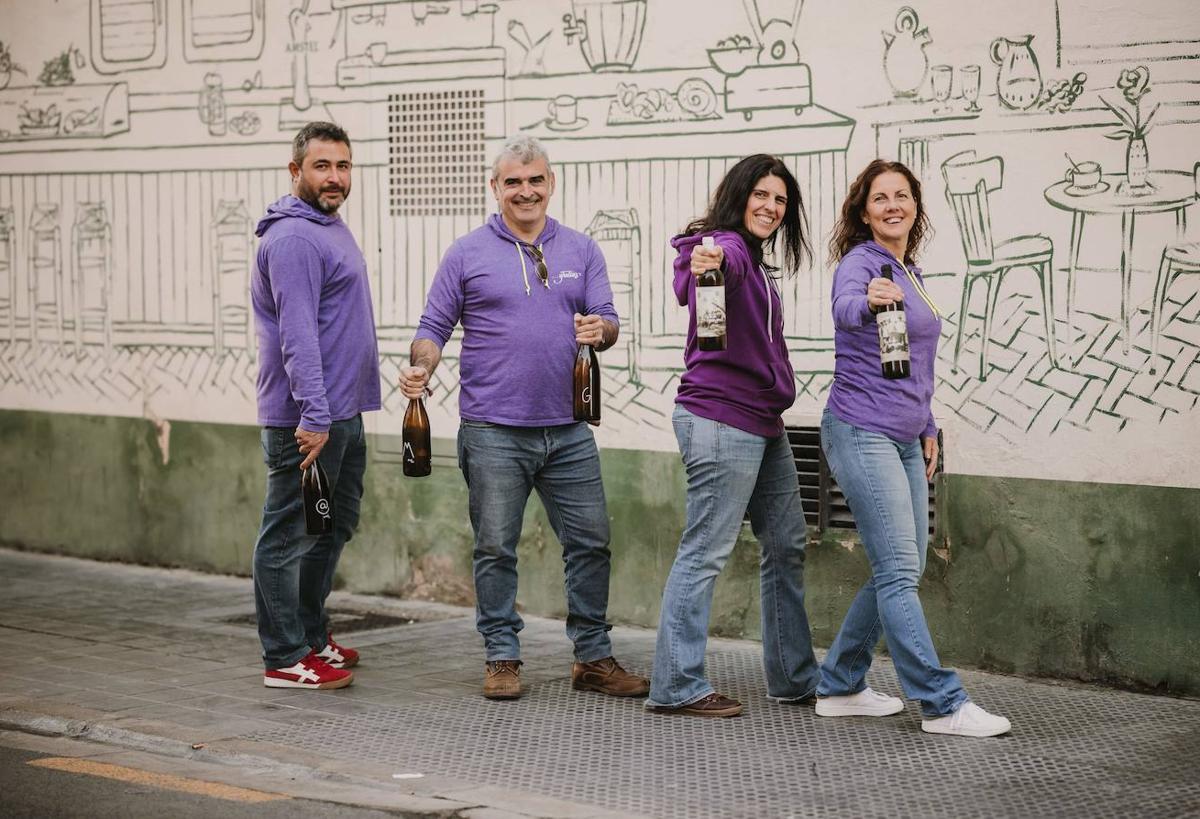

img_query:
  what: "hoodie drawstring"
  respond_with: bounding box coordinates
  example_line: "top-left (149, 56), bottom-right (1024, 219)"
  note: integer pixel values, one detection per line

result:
top-left (760, 265), bottom-right (781, 342)
top-left (897, 259), bottom-right (941, 318)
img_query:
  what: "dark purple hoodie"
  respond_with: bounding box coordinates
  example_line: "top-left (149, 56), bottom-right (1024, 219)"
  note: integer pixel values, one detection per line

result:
top-left (252, 195), bottom-right (381, 432)
top-left (673, 230), bottom-right (795, 438)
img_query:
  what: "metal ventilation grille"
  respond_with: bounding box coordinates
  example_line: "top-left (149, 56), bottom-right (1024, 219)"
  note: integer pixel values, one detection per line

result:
top-left (388, 89), bottom-right (487, 217)
top-left (787, 424), bottom-right (940, 536)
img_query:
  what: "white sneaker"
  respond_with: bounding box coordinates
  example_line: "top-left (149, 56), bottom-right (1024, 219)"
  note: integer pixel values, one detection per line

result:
top-left (815, 687), bottom-right (904, 717)
top-left (921, 701), bottom-right (1011, 737)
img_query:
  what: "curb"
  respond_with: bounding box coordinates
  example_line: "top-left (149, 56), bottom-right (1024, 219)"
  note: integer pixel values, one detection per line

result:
top-left (1, 707), bottom-right (333, 779)
top-left (0, 708), bottom-right (473, 817)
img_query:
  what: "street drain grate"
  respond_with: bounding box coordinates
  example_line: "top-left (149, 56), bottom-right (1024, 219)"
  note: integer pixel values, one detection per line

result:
top-left (222, 608), bottom-right (419, 633)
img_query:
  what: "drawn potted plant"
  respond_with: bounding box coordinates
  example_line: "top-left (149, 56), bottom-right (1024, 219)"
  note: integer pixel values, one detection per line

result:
top-left (38, 45), bottom-right (83, 87)
top-left (1101, 66), bottom-right (1159, 190)
top-left (0, 40), bottom-right (27, 91)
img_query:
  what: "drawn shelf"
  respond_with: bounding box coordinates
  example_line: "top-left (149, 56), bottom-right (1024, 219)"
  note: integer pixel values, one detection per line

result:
top-left (0, 82), bottom-right (130, 142)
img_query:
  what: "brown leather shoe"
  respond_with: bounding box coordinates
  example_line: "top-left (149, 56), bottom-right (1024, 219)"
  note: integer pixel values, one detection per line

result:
top-left (571, 656), bottom-right (650, 697)
top-left (483, 660), bottom-right (522, 700)
top-left (651, 692), bottom-right (743, 717)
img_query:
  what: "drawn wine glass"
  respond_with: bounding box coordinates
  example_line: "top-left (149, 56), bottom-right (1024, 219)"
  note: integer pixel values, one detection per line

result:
top-left (960, 64), bottom-right (982, 112)
top-left (931, 64), bottom-right (953, 113)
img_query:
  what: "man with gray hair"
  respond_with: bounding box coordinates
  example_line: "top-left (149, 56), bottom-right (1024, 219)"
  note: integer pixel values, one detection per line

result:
top-left (398, 135), bottom-right (648, 701)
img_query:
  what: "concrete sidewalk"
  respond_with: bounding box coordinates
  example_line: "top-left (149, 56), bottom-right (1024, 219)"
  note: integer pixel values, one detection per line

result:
top-left (1, 547), bottom-right (1197, 819)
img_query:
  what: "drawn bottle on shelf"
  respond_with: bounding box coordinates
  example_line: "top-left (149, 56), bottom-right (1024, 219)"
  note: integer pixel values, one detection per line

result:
top-left (198, 72), bottom-right (227, 136)
top-left (695, 235), bottom-right (726, 352)
top-left (877, 264), bottom-right (910, 380)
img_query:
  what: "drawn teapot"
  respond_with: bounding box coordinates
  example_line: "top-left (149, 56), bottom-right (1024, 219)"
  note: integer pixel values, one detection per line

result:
top-left (991, 35), bottom-right (1043, 110)
top-left (882, 6), bottom-right (931, 99)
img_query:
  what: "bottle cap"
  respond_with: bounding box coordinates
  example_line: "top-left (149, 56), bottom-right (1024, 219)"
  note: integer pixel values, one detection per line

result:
top-left (702, 236), bottom-right (715, 250)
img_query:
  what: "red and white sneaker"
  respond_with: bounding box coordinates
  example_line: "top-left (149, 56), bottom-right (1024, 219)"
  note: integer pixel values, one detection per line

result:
top-left (264, 651), bottom-right (354, 690)
top-left (315, 634), bottom-right (359, 669)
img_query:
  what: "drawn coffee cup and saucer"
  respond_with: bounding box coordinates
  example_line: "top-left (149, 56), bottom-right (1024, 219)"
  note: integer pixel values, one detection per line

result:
top-left (544, 94), bottom-right (589, 131)
top-left (1063, 157), bottom-right (1108, 196)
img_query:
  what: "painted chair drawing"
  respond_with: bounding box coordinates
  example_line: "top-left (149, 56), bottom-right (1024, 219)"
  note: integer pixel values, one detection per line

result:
top-left (1149, 162), bottom-right (1200, 374)
top-left (942, 150), bottom-right (1058, 380)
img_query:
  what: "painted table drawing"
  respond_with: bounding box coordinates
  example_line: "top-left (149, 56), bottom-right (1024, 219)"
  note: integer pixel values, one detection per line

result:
top-left (1044, 170), bottom-right (1199, 358)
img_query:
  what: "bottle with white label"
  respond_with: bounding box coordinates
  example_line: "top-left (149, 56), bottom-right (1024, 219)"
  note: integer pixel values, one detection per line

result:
top-left (877, 263), bottom-right (910, 379)
top-left (696, 235), bottom-right (727, 351)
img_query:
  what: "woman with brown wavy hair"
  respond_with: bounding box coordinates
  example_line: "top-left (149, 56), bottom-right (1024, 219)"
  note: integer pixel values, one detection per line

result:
top-left (814, 159), bottom-right (1011, 737)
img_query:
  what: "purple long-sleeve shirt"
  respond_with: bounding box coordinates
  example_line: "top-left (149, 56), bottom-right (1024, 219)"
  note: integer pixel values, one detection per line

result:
top-left (673, 230), bottom-right (795, 438)
top-left (414, 214), bottom-right (617, 426)
top-left (826, 240), bottom-right (940, 442)
top-left (252, 195), bottom-right (381, 431)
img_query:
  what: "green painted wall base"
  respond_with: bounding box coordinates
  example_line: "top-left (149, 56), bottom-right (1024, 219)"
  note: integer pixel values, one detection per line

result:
top-left (2, 409), bottom-right (1197, 695)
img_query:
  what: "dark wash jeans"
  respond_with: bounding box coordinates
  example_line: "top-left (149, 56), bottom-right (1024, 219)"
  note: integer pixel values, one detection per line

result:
top-left (253, 415), bottom-right (366, 669)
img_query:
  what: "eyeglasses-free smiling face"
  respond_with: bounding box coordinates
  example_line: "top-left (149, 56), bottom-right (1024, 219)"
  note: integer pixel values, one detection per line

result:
top-left (862, 171), bottom-right (916, 251)
top-left (743, 174), bottom-right (788, 241)
top-left (491, 156), bottom-right (555, 243)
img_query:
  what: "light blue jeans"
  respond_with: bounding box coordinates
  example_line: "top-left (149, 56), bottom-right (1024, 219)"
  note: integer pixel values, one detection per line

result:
top-left (457, 420), bottom-right (613, 663)
top-left (817, 409), bottom-right (967, 717)
top-left (648, 406), bottom-right (819, 708)
top-left (253, 415), bottom-right (366, 669)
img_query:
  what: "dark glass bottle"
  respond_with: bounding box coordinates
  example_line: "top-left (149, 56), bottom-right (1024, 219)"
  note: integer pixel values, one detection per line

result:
top-left (302, 458), bottom-right (332, 535)
top-left (402, 397), bottom-right (432, 477)
top-left (877, 263), bottom-right (911, 379)
top-left (573, 343), bottom-right (601, 423)
top-left (696, 235), bottom-right (727, 352)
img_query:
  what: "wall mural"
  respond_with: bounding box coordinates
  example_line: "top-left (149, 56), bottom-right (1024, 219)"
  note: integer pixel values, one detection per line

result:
top-left (0, 0), bottom-right (1197, 489)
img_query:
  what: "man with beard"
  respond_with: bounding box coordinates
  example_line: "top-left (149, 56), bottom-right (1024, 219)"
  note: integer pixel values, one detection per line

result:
top-left (397, 135), bottom-right (649, 701)
top-left (250, 121), bottom-right (380, 690)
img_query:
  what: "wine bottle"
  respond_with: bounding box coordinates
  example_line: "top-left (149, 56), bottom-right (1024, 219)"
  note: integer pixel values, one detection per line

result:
top-left (573, 342), bottom-right (601, 423)
top-left (877, 263), bottom-right (911, 379)
top-left (402, 397), bottom-right (432, 477)
top-left (302, 458), bottom-right (332, 535)
top-left (696, 235), bottom-right (727, 351)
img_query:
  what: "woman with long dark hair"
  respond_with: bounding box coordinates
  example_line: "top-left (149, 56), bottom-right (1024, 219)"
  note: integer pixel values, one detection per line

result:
top-left (816, 159), bottom-right (1010, 737)
top-left (647, 154), bottom-right (818, 717)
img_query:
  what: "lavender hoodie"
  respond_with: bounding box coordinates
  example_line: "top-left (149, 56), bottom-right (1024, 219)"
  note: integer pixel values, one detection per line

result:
top-left (414, 214), bottom-right (617, 426)
top-left (673, 230), bottom-right (795, 438)
top-left (826, 240), bottom-right (940, 442)
top-left (252, 195), bottom-right (381, 431)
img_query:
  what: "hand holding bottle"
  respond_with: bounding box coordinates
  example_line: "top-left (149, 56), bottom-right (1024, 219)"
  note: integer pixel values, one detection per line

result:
top-left (295, 427), bottom-right (328, 470)
top-left (690, 242), bottom-right (724, 277)
top-left (866, 276), bottom-right (905, 313)
top-left (574, 313), bottom-right (606, 346)
top-left (398, 365), bottom-right (430, 400)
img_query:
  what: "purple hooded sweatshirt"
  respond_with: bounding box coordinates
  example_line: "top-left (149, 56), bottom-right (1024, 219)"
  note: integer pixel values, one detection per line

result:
top-left (414, 214), bottom-right (617, 426)
top-left (673, 230), bottom-right (795, 438)
top-left (252, 195), bottom-right (381, 432)
top-left (826, 240), bottom-right (940, 442)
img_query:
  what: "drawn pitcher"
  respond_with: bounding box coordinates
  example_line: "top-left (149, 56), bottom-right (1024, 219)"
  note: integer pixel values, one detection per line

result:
top-left (882, 7), bottom-right (931, 99)
top-left (991, 35), bottom-right (1042, 111)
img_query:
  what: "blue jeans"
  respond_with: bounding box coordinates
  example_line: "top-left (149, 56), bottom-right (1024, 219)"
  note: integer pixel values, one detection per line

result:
top-left (457, 420), bottom-right (613, 663)
top-left (648, 406), bottom-right (819, 708)
top-left (817, 409), bottom-right (967, 717)
top-left (253, 415), bottom-right (366, 669)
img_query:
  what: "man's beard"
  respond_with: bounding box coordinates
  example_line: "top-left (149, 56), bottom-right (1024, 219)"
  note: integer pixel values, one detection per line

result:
top-left (296, 178), bottom-right (348, 214)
